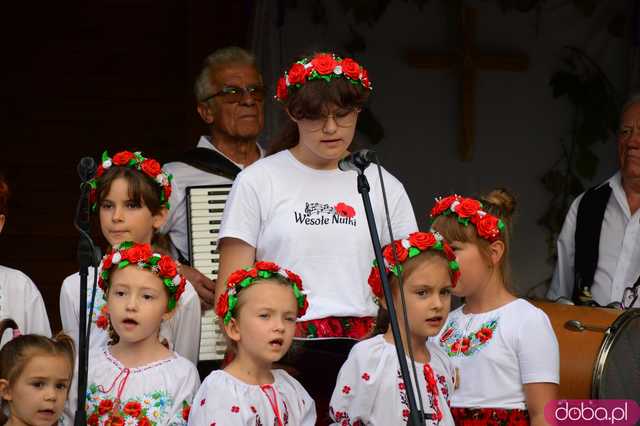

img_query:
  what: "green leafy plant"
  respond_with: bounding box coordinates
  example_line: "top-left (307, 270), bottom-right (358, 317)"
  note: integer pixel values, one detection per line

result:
top-left (538, 46), bottom-right (619, 264)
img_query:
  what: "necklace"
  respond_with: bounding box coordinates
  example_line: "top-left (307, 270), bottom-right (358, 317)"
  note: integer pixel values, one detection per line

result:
top-left (423, 364), bottom-right (443, 423)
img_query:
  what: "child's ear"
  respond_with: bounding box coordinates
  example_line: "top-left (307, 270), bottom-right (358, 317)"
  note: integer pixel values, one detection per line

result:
top-left (152, 208), bottom-right (169, 231)
top-left (0, 379), bottom-right (12, 401)
top-left (224, 318), bottom-right (241, 343)
top-left (0, 214), bottom-right (5, 234)
top-left (488, 240), bottom-right (505, 267)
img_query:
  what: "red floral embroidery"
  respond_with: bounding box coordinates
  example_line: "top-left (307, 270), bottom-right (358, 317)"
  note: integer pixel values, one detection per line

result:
top-left (231, 405), bottom-right (240, 413)
top-left (361, 372), bottom-right (370, 381)
top-left (200, 398), bottom-right (206, 406)
top-left (398, 382), bottom-right (406, 390)
top-left (342, 385), bottom-right (351, 394)
top-left (251, 405), bottom-right (257, 413)
top-left (451, 407), bottom-right (530, 426)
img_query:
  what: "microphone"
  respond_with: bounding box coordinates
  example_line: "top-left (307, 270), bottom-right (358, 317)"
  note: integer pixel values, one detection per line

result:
top-left (77, 156), bottom-right (97, 183)
top-left (338, 149), bottom-right (378, 172)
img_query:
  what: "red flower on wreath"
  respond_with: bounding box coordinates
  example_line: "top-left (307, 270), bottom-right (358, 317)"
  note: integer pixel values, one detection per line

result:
top-left (341, 58), bottom-right (361, 79)
top-left (140, 159), bottom-right (162, 178)
top-left (474, 214), bottom-right (501, 242)
top-left (215, 291), bottom-right (229, 317)
top-left (383, 241), bottom-right (408, 265)
top-left (335, 202), bottom-right (356, 218)
top-left (287, 63), bottom-right (307, 85)
top-left (227, 269), bottom-right (249, 287)
top-left (430, 194), bottom-right (459, 218)
top-left (112, 151), bottom-right (135, 166)
top-left (285, 269), bottom-right (302, 288)
top-left (311, 53), bottom-right (337, 75)
top-left (408, 231), bottom-right (436, 250)
top-left (276, 77), bottom-right (288, 101)
top-left (454, 198), bottom-right (482, 218)
top-left (360, 69), bottom-right (371, 89)
top-left (255, 261), bottom-right (280, 272)
top-left (157, 256), bottom-right (178, 277)
top-left (367, 267), bottom-right (383, 298)
top-left (124, 244), bottom-right (152, 264)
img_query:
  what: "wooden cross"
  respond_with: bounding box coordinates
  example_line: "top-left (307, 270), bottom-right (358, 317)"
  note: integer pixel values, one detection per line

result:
top-left (407, 6), bottom-right (529, 161)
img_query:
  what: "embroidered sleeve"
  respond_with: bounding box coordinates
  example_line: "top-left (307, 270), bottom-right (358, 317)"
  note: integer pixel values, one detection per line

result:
top-left (329, 350), bottom-right (376, 425)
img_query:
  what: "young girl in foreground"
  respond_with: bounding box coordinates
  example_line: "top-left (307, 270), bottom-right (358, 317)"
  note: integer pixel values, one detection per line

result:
top-left (59, 150), bottom-right (201, 363)
top-left (330, 231), bottom-right (459, 425)
top-left (189, 261), bottom-right (316, 425)
top-left (84, 242), bottom-right (199, 425)
top-left (431, 190), bottom-right (559, 426)
top-left (0, 319), bottom-right (74, 426)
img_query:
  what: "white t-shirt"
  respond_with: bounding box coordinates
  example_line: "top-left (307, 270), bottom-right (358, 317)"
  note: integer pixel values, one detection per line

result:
top-left (219, 149), bottom-right (418, 321)
top-left (0, 265), bottom-right (51, 346)
top-left (161, 136), bottom-right (263, 260)
top-left (548, 172), bottom-right (640, 307)
top-left (188, 369), bottom-right (316, 426)
top-left (59, 267), bottom-right (201, 364)
top-left (329, 334), bottom-right (455, 425)
top-left (435, 299), bottom-right (559, 410)
top-left (83, 348), bottom-right (200, 425)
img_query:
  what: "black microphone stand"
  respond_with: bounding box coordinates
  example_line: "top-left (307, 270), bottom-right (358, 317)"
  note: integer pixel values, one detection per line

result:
top-left (353, 168), bottom-right (425, 426)
top-left (74, 165), bottom-right (98, 425)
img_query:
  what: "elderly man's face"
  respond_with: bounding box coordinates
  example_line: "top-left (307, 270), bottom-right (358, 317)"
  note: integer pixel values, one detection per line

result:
top-left (200, 63), bottom-right (264, 140)
top-left (618, 102), bottom-right (640, 181)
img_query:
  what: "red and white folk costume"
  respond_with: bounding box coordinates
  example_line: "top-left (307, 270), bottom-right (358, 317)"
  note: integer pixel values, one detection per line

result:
top-left (330, 232), bottom-right (459, 425)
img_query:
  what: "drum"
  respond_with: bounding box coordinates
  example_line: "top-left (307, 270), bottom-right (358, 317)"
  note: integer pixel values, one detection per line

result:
top-left (532, 300), bottom-right (640, 400)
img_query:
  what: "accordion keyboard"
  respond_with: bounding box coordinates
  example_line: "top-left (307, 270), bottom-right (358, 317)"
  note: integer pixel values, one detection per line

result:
top-left (187, 185), bottom-right (232, 361)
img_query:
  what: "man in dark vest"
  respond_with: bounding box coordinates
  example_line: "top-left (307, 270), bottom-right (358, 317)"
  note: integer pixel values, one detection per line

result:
top-left (161, 46), bottom-right (264, 310)
top-left (547, 94), bottom-right (640, 307)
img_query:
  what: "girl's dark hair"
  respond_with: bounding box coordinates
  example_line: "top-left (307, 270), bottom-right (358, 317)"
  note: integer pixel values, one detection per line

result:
top-left (0, 319), bottom-right (75, 423)
top-left (372, 251), bottom-right (450, 335)
top-left (268, 55), bottom-right (371, 155)
top-left (0, 174), bottom-right (9, 216)
top-left (96, 166), bottom-right (164, 216)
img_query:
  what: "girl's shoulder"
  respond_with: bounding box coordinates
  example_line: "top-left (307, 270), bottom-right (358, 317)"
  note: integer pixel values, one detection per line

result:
top-left (0, 264), bottom-right (34, 289)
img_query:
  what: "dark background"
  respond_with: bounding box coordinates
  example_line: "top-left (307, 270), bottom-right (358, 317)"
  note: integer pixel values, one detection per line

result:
top-left (0, 1), bottom-right (253, 332)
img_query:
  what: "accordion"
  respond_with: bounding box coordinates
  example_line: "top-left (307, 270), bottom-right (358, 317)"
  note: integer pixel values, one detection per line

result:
top-left (186, 184), bottom-right (232, 361)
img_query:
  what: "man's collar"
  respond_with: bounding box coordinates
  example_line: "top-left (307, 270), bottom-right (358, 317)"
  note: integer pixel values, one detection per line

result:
top-left (196, 136), bottom-right (264, 168)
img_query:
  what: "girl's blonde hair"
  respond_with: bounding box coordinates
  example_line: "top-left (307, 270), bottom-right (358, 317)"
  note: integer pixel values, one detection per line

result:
top-left (0, 319), bottom-right (75, 423)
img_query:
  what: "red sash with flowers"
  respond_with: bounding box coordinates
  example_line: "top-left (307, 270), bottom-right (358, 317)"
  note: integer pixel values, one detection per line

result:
top-left (295, 316), bottom-right (375, 339)
top-left (451, 407), bottom-right (529, 426)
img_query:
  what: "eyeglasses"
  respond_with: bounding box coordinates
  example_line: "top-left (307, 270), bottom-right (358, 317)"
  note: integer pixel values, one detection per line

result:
top-left (202, 85), bottom-right (265, 104)
top-left (297, 109), bottom-right (360, 132)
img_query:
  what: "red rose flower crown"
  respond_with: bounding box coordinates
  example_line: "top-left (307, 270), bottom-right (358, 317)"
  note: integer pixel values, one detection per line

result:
top-left (275, 52), bottom-right (373, 102)
top-left (88, 150), bottom-right (173, 212)
top-left (216, 261), bottom-right (309, 325)
top-left (98, 241), bottom-right (187, 311)
top-left (429, 194), bottom-right (505, 242)
top-left (367, 231), bottom-right (461, 299)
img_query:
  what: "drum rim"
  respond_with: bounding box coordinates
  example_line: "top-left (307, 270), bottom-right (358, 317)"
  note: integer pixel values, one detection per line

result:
top-left (591, 308), bottom-right (640, 398)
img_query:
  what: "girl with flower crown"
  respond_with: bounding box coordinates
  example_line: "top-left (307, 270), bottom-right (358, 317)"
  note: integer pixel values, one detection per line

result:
top-left (217, 51), bottom-right (418, 419)
top-left (59, 151), bottom-right (201, 362)
top-left (0, 174), bottom-right (51, 348)
top-left (329, 231), bottom-right (457, 425)
top-left (430, 189), bottom-right (559, 426)
top-left (83, 242), bottom-right (199, 425)
top-left (188, 261), bottom-right (316, 425)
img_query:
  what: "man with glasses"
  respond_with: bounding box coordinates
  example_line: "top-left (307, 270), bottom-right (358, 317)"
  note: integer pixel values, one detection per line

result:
top-left (548, 94), bottom-right (640, 309)
top-left (161, 46), bottom-right (265, 311)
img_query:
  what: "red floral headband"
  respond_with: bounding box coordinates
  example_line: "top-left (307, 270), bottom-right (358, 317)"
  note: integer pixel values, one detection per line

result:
top-left (88, 150), bottom-right (172, 212)
top-left (98, 241), bottom-right (186, 311)
top-left (275, 52), bottom-right (372, 102)
top-left (216, 261), bottom-right (309, 325)
top-left (367, 231), bottom-right (460, 298)
top-left (430, 194), bottom-right (505, 242)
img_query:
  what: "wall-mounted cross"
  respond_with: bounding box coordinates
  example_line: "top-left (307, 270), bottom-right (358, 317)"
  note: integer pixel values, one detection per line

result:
top-left (407, 6), bottom-right (529, 161)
